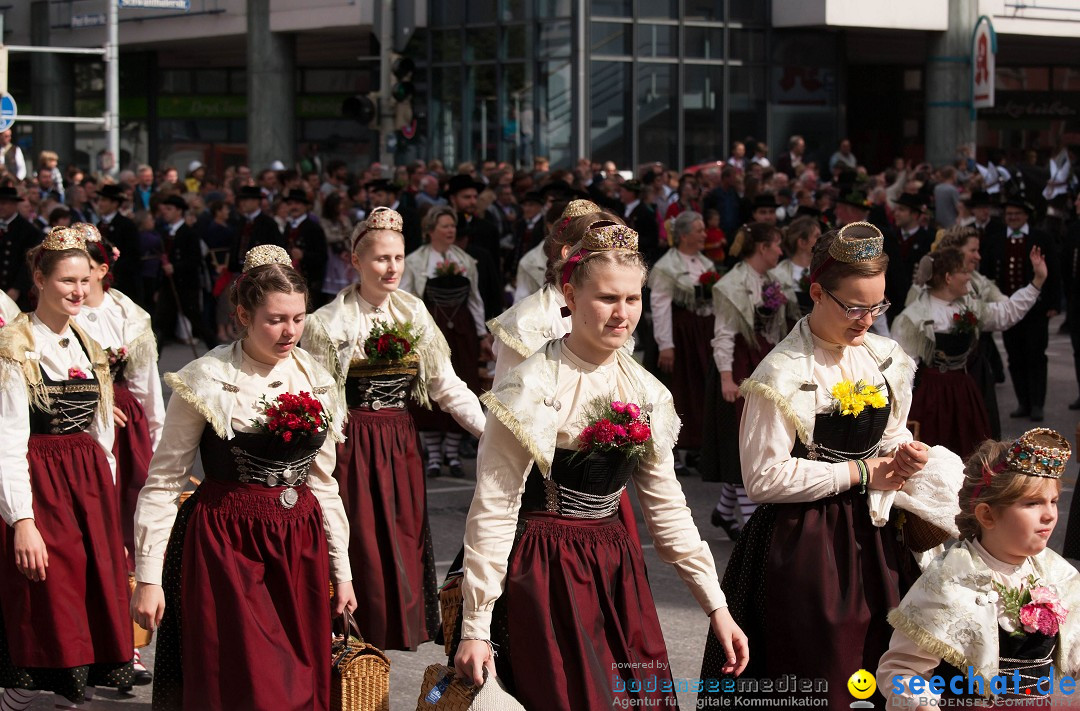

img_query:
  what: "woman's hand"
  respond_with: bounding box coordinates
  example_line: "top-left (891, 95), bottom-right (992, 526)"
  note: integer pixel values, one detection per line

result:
top-left (479, 335), bottom-right (495, 362)
top-left (13, 519), bottom-right (47, 582)
top-left (657, 348), bottom-right (675, 373)
top-left (1030, 246), bottom-right (1048, 289)
top-left (113, 405), bottom-right (129, 428)
top-left (332, 580), bottom-right (359, 616)
top-left (720, 372), bottom-right (740, 403)
top-left (709, 607), bottom-right (749, 677)
top-left (891, 441), bottom-right (929, 480)
top-left (861, 457), bottom-right (903, 491)
top-left (454, 639), bottom-right (496, 687)
top-left (131, 582), bottom-right (166, 632)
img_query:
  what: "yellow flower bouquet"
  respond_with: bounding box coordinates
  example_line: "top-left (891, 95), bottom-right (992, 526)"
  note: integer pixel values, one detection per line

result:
top-left (830, 379), bottom-right (887, 417)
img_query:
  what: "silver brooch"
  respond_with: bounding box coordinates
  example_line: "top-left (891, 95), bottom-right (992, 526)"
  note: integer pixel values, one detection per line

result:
top-left (269, 380), bottom-right (283, 388)
top-left (280, 488), bottom-right (299, 509)
top-left (313, 386), bottom-right (329, 395)
top-left (543, 396), bottom-right (562, 411)
top-left (86, 313), bottom-right (97, 322)
top-left (221, 383), bottom-right (239, 393)
top-left (58, 338), bottom-right (69, 348)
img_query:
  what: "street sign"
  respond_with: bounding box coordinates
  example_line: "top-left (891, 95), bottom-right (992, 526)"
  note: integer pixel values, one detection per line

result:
top-left (0, 93), bottom-right (16, 132)
top-left (118, 0), bottom-right (190, 9)
top-left (972, 16), bottom-right (997, 110)
top-left (71, 13), bottom-right (108, 29)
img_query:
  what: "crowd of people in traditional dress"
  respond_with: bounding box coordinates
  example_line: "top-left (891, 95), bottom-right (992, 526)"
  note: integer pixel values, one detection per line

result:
top-left (0, 131), bottom-right (1079, 710)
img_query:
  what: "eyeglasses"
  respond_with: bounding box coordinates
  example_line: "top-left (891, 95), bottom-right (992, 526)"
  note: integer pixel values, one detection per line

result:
top-left (821, 287), bottom-right (890, 320)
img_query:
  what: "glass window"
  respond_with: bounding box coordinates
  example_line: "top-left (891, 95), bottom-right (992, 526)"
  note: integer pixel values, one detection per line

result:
top-left (685, 26), bottom-right (723, 60)
top-left (996, 67), bottom-right (1049, 91)
top-left (304, 70), bottom-right (366, 94)
top-left (730, 30), bottom-right (766, 62)
top-left (196, 70), bottom-right (228, 93)
top-left (537, 0), bottom-right (571, 18)
top-left (433, 29), bottom-right (463, 64)
top-left (729, 0), bottom-right (767, 24)
top-left (729, 65), bottom-right (767, 150)
top-left (636, 24), bottom-right (677, 58)
top-left (468, 0), bottom-right (496, 23)
top-left (593, 0), bottom-right (632, 17)
top-left (685, 0), bottom-right (723, 21)
top-left (502, 25), bottom-right (527, 60)
top-left (684, 64), bottom-right (724, 166)
top-left (230, 70), bottom-right (246, 94)
top-left (1053, 67), bottom-right (1080, 91)
top-left (160, 70), bottom-right (192, 94)
top-left (589, 60), bottom-right (632, 168)
top-left (539, 60), bottom-right (574, 168)
top-left (500, 0), bottom-right (527, 21)
top-left (638, 0), bottom-right (676, 19)
top-left (431, 3), bottom-right (465, 25)
top-left (539, 21), bottom-right (572, 57)
top-left (637, 63), bottom-right (678, 167)
top-left (501, 62), bottom-right (534, 166)
top-left (591, 22), bottom-right (632, 56)
top-left (465, 28), bottom-right (498, 62)
top-left (470, 65), bottom-right (498, 163)
top-left (431, 66), bottom-right (463, 167)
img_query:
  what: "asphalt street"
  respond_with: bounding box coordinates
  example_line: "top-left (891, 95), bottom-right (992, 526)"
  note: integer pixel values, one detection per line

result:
top-left (18, 318), bottom-right (1080, 709)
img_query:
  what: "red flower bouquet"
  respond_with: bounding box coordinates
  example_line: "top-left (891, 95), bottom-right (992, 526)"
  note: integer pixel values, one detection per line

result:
top-left (250, 391), bottom-right (331, 443)
top-left (105, 346), bottom-right (128, 368)
top-left (363, 320), bottom-right (418, 364)
top-left (434, 260), bottom-right (466, 278)
top-left (698, 270), bottom-right (722, 290)
top-left (994, 574), bottom-right (1069, 638)
top-left (67, 366), bottom-right (88, 380)
top-left (575, 396), bottom-right (653, 462)
top-left (951, 308), bottom-right (979, 335)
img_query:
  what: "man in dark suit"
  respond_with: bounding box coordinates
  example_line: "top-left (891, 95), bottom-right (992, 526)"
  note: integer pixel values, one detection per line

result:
top-left (283, 189), bottom-right (328, 299)
top-left (774, 135), bottom-right (806, 180)
top-left (968, 190), bottom-right (1005, 242)
top-left (0, 186), bottom-right (41, 311)
top-left (509, 190), bottom-right (545, 276)
top-left (230, 185), bottom-right (283, 273)
top-left (620, 179), bottom-right (661, 264)
top-left (981, 197), bottom-right (1060, 421)
top-left (96, 183), bottom-right (142, 303)
top-left (155, 195), bottom-right (217, 348)
top-left (883, 193), bottom-right (934, 323)
top-left (366, 178), bottom-right (421, 254)
top-left (447, 174), bottom-right (503, 318)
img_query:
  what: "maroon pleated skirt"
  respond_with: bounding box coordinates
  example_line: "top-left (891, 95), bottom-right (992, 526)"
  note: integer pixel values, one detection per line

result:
top-left (334, 407), bottom-right (437, 651)
top-left (0, 433), bottom-right (131, 669)
top-left (177, 479), bottom-right (331, 711)
top-left (112, 381), bottom-right (154, 573)
top-left (699, 491), bottom-right (919, 708)
top-left (411, 306), bottom-right (481, 433)
top-left (669, 306), bottom-right (714, 450)
top-left (498, 512), bottom-right (677, 711)
top-left (910, 367), bottom-right (992, 459)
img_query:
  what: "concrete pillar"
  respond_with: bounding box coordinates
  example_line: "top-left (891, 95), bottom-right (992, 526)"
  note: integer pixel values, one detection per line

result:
top-left (247, 0), bottom-right (295, 172)
top-left (30, 0), bottom-right (75, 168)
top-left (925, 0), bottom-right (978, 167)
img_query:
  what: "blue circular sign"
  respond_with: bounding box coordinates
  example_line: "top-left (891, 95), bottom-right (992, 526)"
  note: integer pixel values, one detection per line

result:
top-left (0, 93), bottom-right (16, 132)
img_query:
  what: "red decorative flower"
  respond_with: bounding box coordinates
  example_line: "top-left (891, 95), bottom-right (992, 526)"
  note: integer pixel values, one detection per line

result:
top-left (67, 367), bottom-right (88, 380)
top-left (574, 396), bottom-right (654, 461)
top-left (698, 270), bottom-right (721, 289)
top-left (363, 319), bottom-right (419, 364)
top-left (250, 390), bottom-right (332, 442)
top-left (628, 422), bottom-right (651, 444)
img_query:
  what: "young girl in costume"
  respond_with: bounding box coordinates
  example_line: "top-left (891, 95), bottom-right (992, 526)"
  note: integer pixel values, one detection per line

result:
top-left (878, 427), bottom-right (1080, 707)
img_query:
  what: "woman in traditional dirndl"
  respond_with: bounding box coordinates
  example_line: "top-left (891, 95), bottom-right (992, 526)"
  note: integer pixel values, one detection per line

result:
top-left (455, 220), bottom-right (747, 711)
top-left (131, 246), bottom-right (357, 711)
top-left (768, 215), bottom-right (820, 318)
top-left (0, 228), bottom-right (137, 709)
top-left (701, 222), bottom-right (798, 540)
top-left (303, 207), bottom-right (484, 652)
top-left (400, 205), bottom-right (492, 479)
top-left (892, 245), bottom-right (1045, 459)
top-left (698, 223), bottom-right (932, 709)
top-left (649, 210), bottom-right (716, 470)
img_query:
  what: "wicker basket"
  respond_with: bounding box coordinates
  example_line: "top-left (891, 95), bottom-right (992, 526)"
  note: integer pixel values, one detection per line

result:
top-left (331, 610), bottom-right (390, 711)
top-left (128, 575), bottom-right (153, 649)
top-left (902, 512), bottom-right (951, 553)
top-left (439, 578), bottom-right (463, 656)
top-left (416, 664), bottom-right (476, 711)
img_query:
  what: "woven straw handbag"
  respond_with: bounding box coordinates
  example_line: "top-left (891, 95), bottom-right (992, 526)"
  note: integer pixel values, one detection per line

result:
top-left (439, 577), bottom-right (463, 655)
top-left (416, 664), bottom-right (525, 711)
top-left (331, 610), bottom-right (390, 711)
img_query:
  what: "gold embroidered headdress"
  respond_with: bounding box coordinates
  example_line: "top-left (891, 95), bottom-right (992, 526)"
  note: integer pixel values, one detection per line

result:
top-left (72, 222), bottom-right (102, 244)
top-left (242, 244), bottom-right (292, 272)
top-left (809, 221), bottom-right (884, 284)
top-left (560, 219), bottom-right (639, 285)
top-left (551, 199), bottom-right (602, 242)
top-left (42, 226), bottom-right (88, 252)
top-left (971, 427), bottom-right (1070, 501)
top-left (365, 206), bottom-right (404, 233)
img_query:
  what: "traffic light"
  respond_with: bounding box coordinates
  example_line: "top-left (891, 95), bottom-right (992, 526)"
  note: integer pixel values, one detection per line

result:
top-left (391, 55), bottom-right (414, 103)
top-left (342, 94), bottom-right (376, 125)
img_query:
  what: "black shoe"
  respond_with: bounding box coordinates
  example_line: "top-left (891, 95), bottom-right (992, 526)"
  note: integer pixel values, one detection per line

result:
top-left (458, 438), bottom-right (478, 459)
top-left (1009, 407), bottom-right (1031, 418)
top-left (427, 464), bottom-right (442, 479)
top-left (674, 464), bottom-right (690, 478)
top-left (131, 669), bottom-right (153, 686)
top-left (685, 451), bottom-right (701, 470)
top-left (710, 509), bottom-right (741, 542)
top-left (1070, 398), bottom-right (1080, 411)
top-left (449, 462), bottom-right (465, 479)
top-left (1030, 406), bottom-right (1045, 422)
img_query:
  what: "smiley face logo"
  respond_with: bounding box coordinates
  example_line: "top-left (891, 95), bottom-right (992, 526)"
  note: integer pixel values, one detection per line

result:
top-left (847, 669), bottom-right (876, 700)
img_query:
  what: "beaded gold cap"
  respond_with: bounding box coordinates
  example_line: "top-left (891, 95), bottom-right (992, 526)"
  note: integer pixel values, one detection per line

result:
top-left (242, 244), bottom-right (292, 273)
top-left (72, 222), bottom-right (102, 243)
top-left (562, 199), bottom-right (601, 220)
top-left (365, 206), bottom-right (404, 233)
top-left (42, 226), bottom-right (88, 252)
top-left (999, 427), bottom-right (1071, 479)
top-left (829, 221), bottom-right (884, 263)
top-left (580, 219), bottom-right (639, 252)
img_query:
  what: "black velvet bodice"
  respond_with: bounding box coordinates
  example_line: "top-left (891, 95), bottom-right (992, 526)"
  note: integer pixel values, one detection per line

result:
top-left (345, 361), bottom-right (418, 411)
top-left (938, 628), bottom-right (1056, 701)
top-left (929, 331), bottom-right (977, 371)
top-left (424, 274), bottom-right (471, 308)
top-left (521, 448), bottom-right (636, 516)
top-left (791, 405), bottom-right (890, 462)
top-left (29, 369), bottom-right (100, 435)
top-left (199, 428), bottom-right (327, 489)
